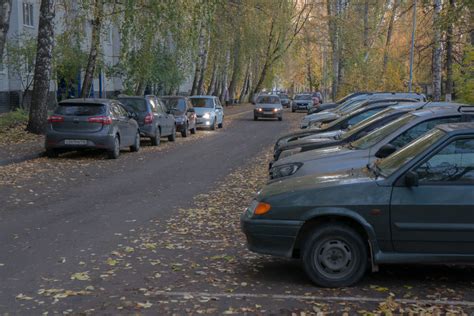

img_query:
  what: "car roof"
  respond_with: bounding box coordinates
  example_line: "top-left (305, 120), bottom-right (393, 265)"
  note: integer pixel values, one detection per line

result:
top-left (258, 94), bottom-right (279, 97)
top-left (410, 105), bottom-right (474, 117)
top-left (58, 98), bottom-right (114, 105)
top-left (160, 95), bottom-right (187, 99)
top-left (117, 95), bottom-right (155, 99)
top-left (437, 122), bottom-right (474, 134)
top-left (189, 95), bottom-right (216, 99)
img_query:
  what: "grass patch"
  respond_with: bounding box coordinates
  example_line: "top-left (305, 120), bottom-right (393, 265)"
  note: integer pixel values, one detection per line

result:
top-left (0, 109), bottom-right (29, 132)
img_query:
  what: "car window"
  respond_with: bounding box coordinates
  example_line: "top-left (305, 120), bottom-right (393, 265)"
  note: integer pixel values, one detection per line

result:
top-left (416, 138), bottom-right (474, 184)
top-left (55, 103), bottom-right (106, 116)
top-left (347, 109), bottom-right (382, 126)
top-left (109, 104), bottom-right (123, 118)
top-left (215, 99), bottom-right (222, 108)
top-left (389, 117), bottom-right (460, 149)
top-left (149, 98), bottom-right (158, 113)
top-left (118, 98), bottom-right (148, 113)
top-left (190, 98), bottom-right (214, 108)
top-left (257, 96), bottom-right (280, 104)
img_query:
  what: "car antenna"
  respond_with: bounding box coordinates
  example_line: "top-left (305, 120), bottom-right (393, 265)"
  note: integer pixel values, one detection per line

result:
top-left (417, 100), bottom-right (431, 110)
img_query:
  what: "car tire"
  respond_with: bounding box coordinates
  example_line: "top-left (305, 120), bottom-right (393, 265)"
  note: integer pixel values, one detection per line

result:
top-left (130, 131), bottom-right (140, 152)
top-left (190, 125), bottom-right (196, 134)
top-left (292, 108), bottom-right (296, 113)
top-left (218, 119), bottom-right (223, 128)
top-left (108, 136), bottom-right (120, 159)
top-left (181, 123), bottom-right (188, 137)
top-left (151, 129), bottom-right (161, 146)
top-left (210, 118), bottom-right (216, 131)
top-left (302, 223), bottom-right (367, 288)
top-left (254, 115), bottom-right (258, 121)
top-left (46, 149), bottom-right (59, 158)
top-left (278, 116), bottom-right (283, 121)
top-left (168, 126), bottom-right (176, 141)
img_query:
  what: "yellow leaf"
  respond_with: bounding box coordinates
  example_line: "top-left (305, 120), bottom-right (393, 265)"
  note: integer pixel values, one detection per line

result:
top-left (70, 272), bottom-right (90, 281)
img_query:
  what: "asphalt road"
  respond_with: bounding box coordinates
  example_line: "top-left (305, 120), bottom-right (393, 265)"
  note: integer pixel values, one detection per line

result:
top-left (1, 107), bottom-right (474, 314)
top-left (0, 106), bottom-right (301, 312)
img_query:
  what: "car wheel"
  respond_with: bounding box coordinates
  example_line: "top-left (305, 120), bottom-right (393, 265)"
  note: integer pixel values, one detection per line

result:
top-left (254, 115), bottom-right (258, 121)
top-left (108, 136), bottom-right (120, 159)
top-left (278, 116), bottom-right (283, 121)
top-left (181, 123), bottom-right (188, 137)
top-left (168, 126), bottom-right (176, 141)
top-left (190, 125), bottom-right (196, 134)
top-left (151, 129), bottom-right (161, 146)
top-left (130, 131), bottom-right (140, 152)
top-left (292, 108), bottom-right (296, 113)
top-left (46, 149), bottom-right (59, 158)
top-left (218, 118), bottom-right (223, 128)
top-left (302, 223), bottom-right (367, 288)
top-left (210, 118), bottom-right (216, 131)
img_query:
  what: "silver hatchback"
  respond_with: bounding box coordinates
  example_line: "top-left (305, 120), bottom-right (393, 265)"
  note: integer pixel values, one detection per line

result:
top-left (45, 99), bottom-right (140, 159)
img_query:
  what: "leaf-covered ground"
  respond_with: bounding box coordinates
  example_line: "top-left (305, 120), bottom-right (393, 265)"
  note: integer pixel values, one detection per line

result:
top-left (3, 106), bottom-right (474, 314)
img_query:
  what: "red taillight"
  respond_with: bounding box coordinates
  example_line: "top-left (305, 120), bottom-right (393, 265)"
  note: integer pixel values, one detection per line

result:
top-left (88, 116), bottom-right (112, 125)
top-left (47, 115), bottom-right (64, 123)
top-left (144, 113), bottom-right (153, 124)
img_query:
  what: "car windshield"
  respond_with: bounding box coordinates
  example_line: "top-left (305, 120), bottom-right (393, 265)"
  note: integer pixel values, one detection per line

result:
top-left (336, 93), bottom-right (363, 104)
top-left (295, 94), bottom-right (312, 100)
top-left (55, 103), bottom-right (106, 116)
top-left (339, 110), bottom-right (395, 140)
top-left (118, 98), bottom-right (147, 112)
top-left (350, 114), bottom-right (416, 149)
top-left (257, 96), bottom-right (280, 104)
top-left (278, 94), bottom-right (289, 99)
top-left (190, 98), bottom-right (214, 108)
top-left (162, 98), bottom-right (187, 114)
top-left (334, 99), bottom-right (364, 112)
top-left (376, 128), bottom-right (446, 177)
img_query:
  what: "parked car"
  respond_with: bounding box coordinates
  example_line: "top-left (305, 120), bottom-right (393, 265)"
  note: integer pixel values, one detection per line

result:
top-left (253, 94), bottom-right (283, 121)
top-left (300, 92), bottom-right (426, 129)
top-left (45, 99), bottom-right (140, 159)
top-left (308, 92), bottom-right (369, 114)
top-left (278, 93), bottom-right (291, 108)
top-left (292, 94), bottom-right (314, 113)
top-left (118, 95), bottom-right (176, 146)
top-left (241, 122), bottom-right (474, 287)
top-left (160, 96), bottom-right (197, 137)
top-left (189, 96), bottom-right (224, 130)
top-left (271, 104), bottom-right (473, 175)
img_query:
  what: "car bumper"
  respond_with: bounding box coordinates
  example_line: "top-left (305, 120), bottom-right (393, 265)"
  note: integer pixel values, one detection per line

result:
top-left (240, 214), bottom-right (303, 258)
top-left (254, 110), bottom-right (281, 118)
top-left (196, 117), bottom-right (214, 127)
top-left (175, 121), bottom-right (186, 132)
top-left (139, 124), bottom-right (156, 137)
top-left (45, 132), bottom-right (115, 150)
top-left (292, 105), bottom-right (311, 111)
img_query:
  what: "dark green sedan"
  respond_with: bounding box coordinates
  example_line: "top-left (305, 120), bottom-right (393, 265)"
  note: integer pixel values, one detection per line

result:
top-left (241, 122), bottom-right (474, 287)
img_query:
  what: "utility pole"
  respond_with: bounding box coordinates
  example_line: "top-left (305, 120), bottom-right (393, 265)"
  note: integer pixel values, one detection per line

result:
top-left (408, 0), bottom-right (417, 92)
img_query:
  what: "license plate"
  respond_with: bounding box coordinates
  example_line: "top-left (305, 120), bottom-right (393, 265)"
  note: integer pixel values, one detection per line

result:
top-left (65, 139), bottom-right (87, 145)
top-left (264, 111), bottom-right (273, 114)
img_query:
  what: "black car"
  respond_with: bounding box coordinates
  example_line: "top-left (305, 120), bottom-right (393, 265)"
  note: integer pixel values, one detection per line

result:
top-left (161, 96), bottom-right (197, 137)
top-left (118, 95), bottom-right (176, 146)
top-left (241, 122), bottom-right (474, 287)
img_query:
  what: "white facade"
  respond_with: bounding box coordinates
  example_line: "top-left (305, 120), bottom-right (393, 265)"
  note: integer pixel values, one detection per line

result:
top-left (0, 0), bottom-right (123, 112)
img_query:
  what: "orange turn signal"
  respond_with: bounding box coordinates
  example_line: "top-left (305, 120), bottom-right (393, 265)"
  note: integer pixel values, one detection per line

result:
top-left (255, 202), bottom-right (271, 215)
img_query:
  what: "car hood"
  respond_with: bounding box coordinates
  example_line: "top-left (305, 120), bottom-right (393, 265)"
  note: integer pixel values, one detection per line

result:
top-left (260, 168), bottom-right (372, 199)
top-left (194, 107), bottom-right (214, 115)
top-left (280, 137), bottom-right (337, 151)
top-left (302, 111), bottom-right (339, 123)
top-left (299, 130), bottom-right (343, 140)
top-left (274, 145), bottom-right (352, 165)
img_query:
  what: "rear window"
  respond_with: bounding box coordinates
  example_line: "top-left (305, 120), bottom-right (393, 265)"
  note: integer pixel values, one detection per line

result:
top-left (162, 98), bottom-right (187, 113)
top-left (118, 98), bottom-right (148, 112)
top-left (55, 103), bottom-right (106, 116)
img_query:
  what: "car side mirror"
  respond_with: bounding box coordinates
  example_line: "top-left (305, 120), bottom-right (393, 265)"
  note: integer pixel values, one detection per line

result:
top-left (405, 171), bottom-right (419, 187)
top-left (375, 144), bottom-right (397, 158)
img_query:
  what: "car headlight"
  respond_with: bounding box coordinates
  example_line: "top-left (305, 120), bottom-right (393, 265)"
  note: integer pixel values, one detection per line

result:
top-left (203, 112), bottom-right (211, 119)
top-left (279, 147), bottom-right (302, 159)
top-left (270, 163), bottom-right (303, 179)
top-left (256, 108), bottom-right (263, 112)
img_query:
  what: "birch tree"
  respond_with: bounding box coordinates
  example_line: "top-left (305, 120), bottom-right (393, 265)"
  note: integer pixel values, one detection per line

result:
top-left (0, 0), bottom-right (12, 60)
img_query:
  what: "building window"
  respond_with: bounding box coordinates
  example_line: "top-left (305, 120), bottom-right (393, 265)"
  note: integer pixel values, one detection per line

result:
top-left (23, 2), bottom-right (34, 27)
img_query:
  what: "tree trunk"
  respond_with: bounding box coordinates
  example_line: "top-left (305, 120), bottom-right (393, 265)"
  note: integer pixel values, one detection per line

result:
top-left (363, 0), bottom-right (369, 49)
top-left (191, 22), bottom-right (205, 96)
top-left (219, 50), bottom-right (230, 104)
top-left (0, 0), bottom-right (12, 60)
top-left (327, 0), bottom-right (340, 99)
top-left (26, 0), bottom-right (55, 134)
top-left (81, 0), bottom-right (103, 98)
top-left (197, 28), bottom-right (210, 95)
top-left (432, 0), bottom-right (442, 101)
top-left (239, 65), bottom-right (250, 103)
top-left (445, 0), bottom-right (455, 101)
top-left (207, 62), bottom-right (217, 95)
top-left (382, 0), bottom-right (400, 78)
top-left (228, 32), bottom-right (241, 100)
